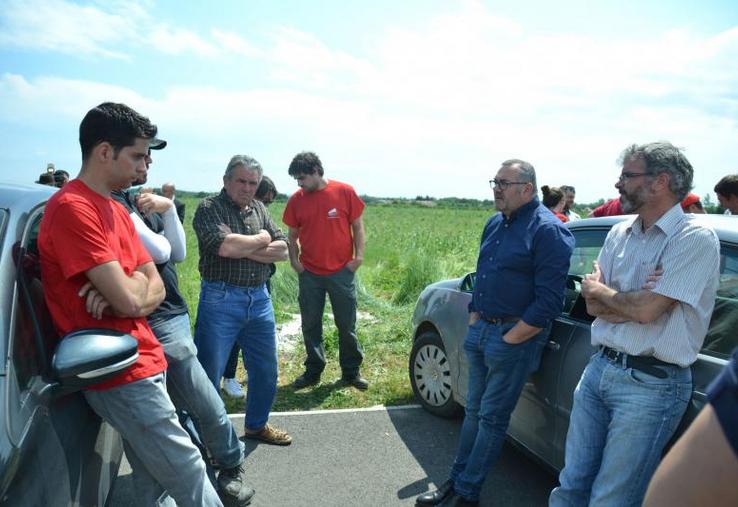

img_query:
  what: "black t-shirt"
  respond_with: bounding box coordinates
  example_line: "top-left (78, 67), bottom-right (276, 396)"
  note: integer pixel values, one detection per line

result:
top-left (111, 190), bottom-right (188, 320)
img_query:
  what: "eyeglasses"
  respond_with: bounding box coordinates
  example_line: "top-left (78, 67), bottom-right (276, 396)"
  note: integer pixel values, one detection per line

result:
top-left (490, 179), bottom-right (529, 190)
top-left (617, 172), bottom-right (652, 183)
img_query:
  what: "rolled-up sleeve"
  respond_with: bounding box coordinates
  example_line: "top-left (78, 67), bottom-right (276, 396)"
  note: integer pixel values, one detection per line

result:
top-left (522, 223), bottom-right (575, 328)
top-left (193, 200), bottom-right (227, 256)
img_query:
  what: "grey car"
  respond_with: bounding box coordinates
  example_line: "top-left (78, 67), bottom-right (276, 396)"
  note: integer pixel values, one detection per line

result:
top-left (0, 183), bottom-right (139, 506)
top-left (409, 214), bottom-right (738, 471)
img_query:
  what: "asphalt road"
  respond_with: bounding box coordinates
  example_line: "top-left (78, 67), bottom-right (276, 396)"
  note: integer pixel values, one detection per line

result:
top-left (109, 405), bottom-right (557, 506)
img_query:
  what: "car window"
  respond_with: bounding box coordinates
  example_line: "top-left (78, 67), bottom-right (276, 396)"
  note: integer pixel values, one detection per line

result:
top-left (563, 228), bottom-right (609, 318)
top-left (701, 244), bottom-right (738, 359)
top-left (10, 213), bottom-right (55, 390)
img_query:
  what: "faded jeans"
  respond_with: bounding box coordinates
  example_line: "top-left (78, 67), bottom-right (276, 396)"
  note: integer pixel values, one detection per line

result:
top-left (549, 352), bottom-right (692, 507)
top-left (149, 312), bottom-right (243, 469)
top-left (450, 319), bottom-right (547, 501)
top-left (194, 281), bottom-right (278, 431)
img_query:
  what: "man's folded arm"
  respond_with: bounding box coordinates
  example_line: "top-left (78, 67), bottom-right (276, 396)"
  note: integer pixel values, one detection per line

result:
top-left (85, 260), bottom-right (165, 317)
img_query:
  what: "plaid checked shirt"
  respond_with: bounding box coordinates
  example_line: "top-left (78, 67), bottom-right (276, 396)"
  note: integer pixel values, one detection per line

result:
top-left (193, 189), bottom-right (288, 287)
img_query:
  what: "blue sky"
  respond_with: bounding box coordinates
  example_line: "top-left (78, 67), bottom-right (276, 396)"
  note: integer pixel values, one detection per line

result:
top-left (1, 0), bottom-right (737, 203)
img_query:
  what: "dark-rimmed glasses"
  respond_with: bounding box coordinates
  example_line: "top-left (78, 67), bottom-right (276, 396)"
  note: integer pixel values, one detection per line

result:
top-left (490, 179), bottom-right (529, 190)
top-left (617, 172), bottom-right (652, 183)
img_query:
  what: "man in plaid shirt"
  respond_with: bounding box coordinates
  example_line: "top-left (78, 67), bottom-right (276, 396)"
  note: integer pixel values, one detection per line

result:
top-left (193, 155), bottom-right (292, 446)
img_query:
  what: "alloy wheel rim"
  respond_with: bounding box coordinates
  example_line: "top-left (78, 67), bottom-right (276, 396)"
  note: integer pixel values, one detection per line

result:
top-left (413, 343), bottom-right (452, 407)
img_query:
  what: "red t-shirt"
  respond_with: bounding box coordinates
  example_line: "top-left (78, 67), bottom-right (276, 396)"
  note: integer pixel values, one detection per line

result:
top-left (592, 197), bottom-right (624, 217)
top-left (283, 180), bottom-right (365, 275)
top-left (554, 212), bottom-right (569, 223)
top-left (38, 180), bottom-right (167, 390)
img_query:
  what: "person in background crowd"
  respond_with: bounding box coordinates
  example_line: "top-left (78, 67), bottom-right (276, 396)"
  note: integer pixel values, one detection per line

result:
top-left (36, 172), bottom-right (54, 186)
top-left (112, 142), bottom-right (255, 506)
top-left (550, 141), bottom-right (720, 507)
top-left (560, 185), bottom-right (581, 221)
top-left (38, 102), bottom-right (220, 506)
top-left (53, 169), bottom-right (70, 188)
top-left (283, 151), bottom-right (368, 391)
top-left (714, 174), bottom-right (738, 215)
top-left (193, 155), bottom-right (292, 446)
top-left (643, 347), bottom-right (738, 507)
top-left (162, 181), bottom-right (186, 223)
top-left (588, 197), bottom-right (624, 217)
top-left (416, 159), bottom-right (574, 507)
top-left (541, 185), bottom-right (569, 223)
top-left (221, 175), bottom-right (278, 399)
top-left (681, 193), bottom-right (705, 214)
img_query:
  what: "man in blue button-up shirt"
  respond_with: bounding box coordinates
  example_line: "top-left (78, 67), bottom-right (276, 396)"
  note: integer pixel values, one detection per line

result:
top-left (417, 159), bottom-right (574, 507)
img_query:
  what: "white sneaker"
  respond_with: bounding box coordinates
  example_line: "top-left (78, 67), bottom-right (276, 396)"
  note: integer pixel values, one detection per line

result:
top-left (222, 378), bottom-right (245, 398)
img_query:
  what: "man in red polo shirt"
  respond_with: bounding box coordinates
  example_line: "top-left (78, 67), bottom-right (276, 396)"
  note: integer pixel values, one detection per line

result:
top-left (283, 151), bottom-right (368, 390)
top-left (39, 102), bottom-right (221, 507)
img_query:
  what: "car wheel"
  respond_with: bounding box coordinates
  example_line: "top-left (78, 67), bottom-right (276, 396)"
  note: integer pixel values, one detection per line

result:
top-left (409, 331), bottom-right (462, 418)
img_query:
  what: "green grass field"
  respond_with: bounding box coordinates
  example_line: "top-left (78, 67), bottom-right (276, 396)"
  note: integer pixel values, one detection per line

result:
top-left (177, 196), bottom-right (491, 413)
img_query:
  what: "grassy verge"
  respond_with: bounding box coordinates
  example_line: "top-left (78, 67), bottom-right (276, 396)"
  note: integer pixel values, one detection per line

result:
top-left (178, 197), bottom-right (490, 413)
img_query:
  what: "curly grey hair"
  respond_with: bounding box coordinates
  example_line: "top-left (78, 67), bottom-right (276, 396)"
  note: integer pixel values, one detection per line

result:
top-left (618, 142), bottom-right (693, 201)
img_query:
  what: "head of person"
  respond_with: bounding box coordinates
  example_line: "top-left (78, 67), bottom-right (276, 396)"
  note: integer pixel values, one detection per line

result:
top-left (681, 193), bottom-right (705, 214)
top-left (288, 151), bottom-right (324, 192)
top-left (714, 175), bottom-right (738, 214)
top-left (79, 102), bottom-right (160, 190)
top-left (255, 175), bottom-right (277, 206)
top-left (161, 182), bottom-right (176, 199)
top-left (36, 172), bottom-right (54, 186)
top-left (223, 155), bottom-right (263, 209)
top-left (53, 169), bottom-right (70, 188)
top-left (615, 142), bottom-right (693, 214)
top-left (491, 159), bottom-right (537, 217)
top-left (560, 185), bottom-right (576, 212)
top-left (541, 185), bottom-right (565, 213)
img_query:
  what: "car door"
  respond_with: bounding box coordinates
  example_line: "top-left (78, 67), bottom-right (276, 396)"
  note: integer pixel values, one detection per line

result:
top-left (550, 226), bottom-right (610, 470)
top-left (1, 207), bottom-right (122, 506)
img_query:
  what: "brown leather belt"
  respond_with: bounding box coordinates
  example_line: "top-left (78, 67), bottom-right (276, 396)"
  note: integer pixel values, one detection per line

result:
top-left (600, 346), bottom-right (674, 379)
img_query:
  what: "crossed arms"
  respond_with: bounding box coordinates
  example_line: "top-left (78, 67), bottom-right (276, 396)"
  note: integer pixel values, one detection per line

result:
top-left (217, 224), bottom-right (288, 262)
top-left (582, 261), bottom-right (677, 324)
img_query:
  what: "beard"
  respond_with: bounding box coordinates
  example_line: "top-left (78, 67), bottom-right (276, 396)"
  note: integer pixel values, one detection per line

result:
top-left (619, 185), bottom-right (651, 213)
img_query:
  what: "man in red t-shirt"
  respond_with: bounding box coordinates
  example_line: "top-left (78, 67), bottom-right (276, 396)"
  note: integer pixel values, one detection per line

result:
top-left (38, 102), bottom-right (221, 507)
top-left (589, 197), bottom-right (624, 217)
top-left (283, 151), bottom-right (368, 390)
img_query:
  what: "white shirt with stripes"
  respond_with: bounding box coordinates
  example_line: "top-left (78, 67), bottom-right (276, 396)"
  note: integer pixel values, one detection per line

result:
top-left (591, 203), bottom-right (720, 367)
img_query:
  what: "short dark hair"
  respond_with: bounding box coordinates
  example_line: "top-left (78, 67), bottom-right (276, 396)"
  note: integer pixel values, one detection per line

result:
top-left (715, 175), bottom-right (738, 198)
top-left (541, 185), bottom-right (564, 208)
top-left (288, 151), bottom-right (324, 177)
top-left (79, 102), bottom-right (157, 161)
top-left (256, 176), bottom-right (277, 201)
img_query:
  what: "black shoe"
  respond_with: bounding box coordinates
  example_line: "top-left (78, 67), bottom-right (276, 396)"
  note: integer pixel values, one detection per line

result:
top-left (342, 374), bottom-right (369, 390)
top-left (292, 372), bottom-right (320, 389)
top-left (217, 463), bottom-right (255, 507)
top-left (416, 479), bottom-right (454, 506)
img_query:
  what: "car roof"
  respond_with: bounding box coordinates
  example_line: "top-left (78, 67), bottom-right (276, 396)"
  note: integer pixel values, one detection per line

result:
top-left (0, 182), bottom-right (57, 213)
top-left (568, 214), bottom-right (738, 245)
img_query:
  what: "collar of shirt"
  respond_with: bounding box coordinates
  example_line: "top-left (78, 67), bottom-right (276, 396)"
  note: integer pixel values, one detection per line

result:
top-left (626, 202), bottom-right (685, 239)
top-left (502, 196), bottom-right (540, 223)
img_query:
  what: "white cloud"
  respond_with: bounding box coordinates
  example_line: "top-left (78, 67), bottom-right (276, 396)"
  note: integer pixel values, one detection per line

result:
top-left (211, 29), bottom-right (262, 58)
top-left (149, 25), bottom-right (220, 57)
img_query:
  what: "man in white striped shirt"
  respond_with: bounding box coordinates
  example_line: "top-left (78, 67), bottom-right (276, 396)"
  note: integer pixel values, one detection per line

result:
top-left (550, 142), bottom-right (721, 507)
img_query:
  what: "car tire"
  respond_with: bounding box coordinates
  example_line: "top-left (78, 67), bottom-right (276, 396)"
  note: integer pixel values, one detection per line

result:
top-left (409, 330), bottom-right (462, 418)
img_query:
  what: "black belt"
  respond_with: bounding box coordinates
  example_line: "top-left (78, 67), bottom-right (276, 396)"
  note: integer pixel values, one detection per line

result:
top-left (600, 346), bottom-right (675, 379)
top-left (481, 314), bottom-right (520, 325)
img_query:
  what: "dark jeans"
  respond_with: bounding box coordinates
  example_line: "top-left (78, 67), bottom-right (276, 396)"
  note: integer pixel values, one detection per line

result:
top-left (298, 267), bottom-right (363, 378)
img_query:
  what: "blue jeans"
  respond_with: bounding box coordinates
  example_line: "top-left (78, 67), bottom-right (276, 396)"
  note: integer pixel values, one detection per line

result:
top-left (549, 352), bottom-right (692, 507)
top-left (194, 281), bottom-right (278, 431)
top-left (450, 319), bottom-right (547, 501)
top-left (149, 312), bottom-right (244, 469)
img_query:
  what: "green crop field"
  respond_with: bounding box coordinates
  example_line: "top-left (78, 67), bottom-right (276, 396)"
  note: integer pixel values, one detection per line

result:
top-left (177, 196), bottom-right (492, 413)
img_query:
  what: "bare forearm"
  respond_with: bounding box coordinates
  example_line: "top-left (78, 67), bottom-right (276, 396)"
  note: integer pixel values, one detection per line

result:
top-left (218, 232), bottom-right (271, 258)
top-left (584, 297), bottom-right (629, 323)
top-left (587, 284), bottom-right (674, 324)
top-left (246, 241), bottom-right (289, 263)
top-left (351, 218), bottom-right (365, 261)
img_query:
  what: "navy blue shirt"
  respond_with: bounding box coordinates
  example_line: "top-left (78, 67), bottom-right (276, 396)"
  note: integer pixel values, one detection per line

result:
top-left (470, 197), bottom-right (574, 328)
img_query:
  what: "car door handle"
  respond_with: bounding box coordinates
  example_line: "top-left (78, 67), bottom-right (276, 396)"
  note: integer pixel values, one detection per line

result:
top-left (546, 341), bottom-right (560, 351)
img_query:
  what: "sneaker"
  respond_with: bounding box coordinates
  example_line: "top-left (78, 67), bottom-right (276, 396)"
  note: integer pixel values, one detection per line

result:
top-left (217, 463), bottom-right (255, 507)
top-left (223, 378), bottom-right (245, 398)
top-left (242, 423), bottom-right (292, 446)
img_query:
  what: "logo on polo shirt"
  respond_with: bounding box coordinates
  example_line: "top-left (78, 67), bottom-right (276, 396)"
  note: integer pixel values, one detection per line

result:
top-left (327, 208), bottom-right (339, 219)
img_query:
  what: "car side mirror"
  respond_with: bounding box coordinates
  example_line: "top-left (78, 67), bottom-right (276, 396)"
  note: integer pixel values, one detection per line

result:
top-left (461, 272), bottom-right (476, 293)
top-left (52, 329), bottom-right (139, 391)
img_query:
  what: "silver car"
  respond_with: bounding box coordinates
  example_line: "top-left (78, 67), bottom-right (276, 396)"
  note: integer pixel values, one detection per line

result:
top-left (0, 182), bottom-right (139, 506)
top-left (409, 215), bottom-right (738, 471)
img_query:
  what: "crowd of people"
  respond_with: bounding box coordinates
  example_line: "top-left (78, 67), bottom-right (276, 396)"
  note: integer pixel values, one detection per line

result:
top-left (33, 101), bottom-right (737, 506)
